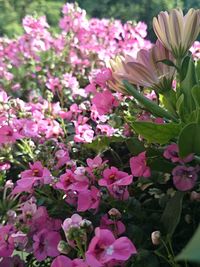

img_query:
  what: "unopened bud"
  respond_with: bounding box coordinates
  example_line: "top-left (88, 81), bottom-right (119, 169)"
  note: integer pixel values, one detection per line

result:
top-left (5, 180), bottom-right (14, 189)
top-left (80, 219), bottom-right (93, 232)
top-left (151, 231), bottom-right (161, 245)
top-left (108, 208), bottom-right (121, 219)
top-left (57, 240), bottom-right (70, 254)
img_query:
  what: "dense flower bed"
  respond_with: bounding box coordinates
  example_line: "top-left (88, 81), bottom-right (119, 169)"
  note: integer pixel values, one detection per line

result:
top-left (0, 3), bottom-right (200, 267)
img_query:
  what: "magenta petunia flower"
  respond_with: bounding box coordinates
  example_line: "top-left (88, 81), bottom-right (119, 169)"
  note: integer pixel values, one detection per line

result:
top-left (86, 227), bottom-right (136, 267)
top-left (130, 151), bottom-right (151, 178)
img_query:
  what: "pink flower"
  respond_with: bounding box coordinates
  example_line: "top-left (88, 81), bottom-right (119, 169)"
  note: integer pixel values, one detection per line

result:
top-left (51, 256), bottom-right (73, 267)
top-left (62, 214), bottom-right (83, 235)
top-left (0, 125), bottom-right (21, 145)
top-left (13, 161), bottom-right (52, 193)
top-left (86, 228), bottom-right (136, 267)
top-left (164, 144), bottom-right (194, 163)
top-left (77, 186), bottom-right (101, 212)
top-left (51, 256), bottom-right (88, 267)
top-left (0, 255), bottom-right (25, 267)
top-left (100, 214), bottom-right (125, 236)
top-left (99, 167), bottom-right (132, 188)
top-left (0, 225), bottom-right (15, 257)
top-left (172, 165), bottom-right (199, 191)
top-left (86, 156), bottom-right (105, 170)
top-left (55, 149), bottom-right (70, 169)
top-left (99, 167), bottom-right (133, 200)
top-left (56, 170), bottom-right (88, 193)
top-left (96, 124), bottom-right (116, 136)
top-left (0, 162), bottom-right (11, 171)
top-left (92, 90), bottom-right (118, 115)
top-left (130, 152), bottom-right (151, 178)
top-left (94, 68), bottom-right (112, 88)
top-left (33, 229), bottom-right (60, 261)
top-left (46, 77), bottom-right (62, 93)
top-left (74, 124), bottom-right (94, 143)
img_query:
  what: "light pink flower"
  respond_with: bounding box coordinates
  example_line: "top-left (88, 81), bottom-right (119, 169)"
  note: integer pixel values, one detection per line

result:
top-left (130, 152), bottom-right (151, 178)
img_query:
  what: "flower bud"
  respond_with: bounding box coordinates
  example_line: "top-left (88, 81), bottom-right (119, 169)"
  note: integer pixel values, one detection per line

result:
top-left (108, 208), bottom-right (122, 220)
top-left (57, 240), bottom-right (71, 254)
top-left (151, 231), bottom-right (161, 245)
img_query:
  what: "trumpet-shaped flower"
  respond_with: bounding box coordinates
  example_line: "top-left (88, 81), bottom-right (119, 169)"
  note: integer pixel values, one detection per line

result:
top-left (153, 8), bottom-right (200, 58)
top-left (109, 41), bottom-right (175, 93)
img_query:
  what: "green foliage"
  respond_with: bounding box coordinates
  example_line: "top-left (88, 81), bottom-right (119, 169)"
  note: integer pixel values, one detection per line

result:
top-left (178, 123), bottom-right (200, 157)
top-left (160, 191), bottom-right (184, 236)
top-left (176, 225), bottom-right (200, 263)
top-left (128, 121), bottom-right (182, 144)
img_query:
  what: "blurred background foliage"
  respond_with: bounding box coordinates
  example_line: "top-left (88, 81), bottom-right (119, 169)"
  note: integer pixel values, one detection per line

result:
top-left (0, 0), bottom-right (199, 40)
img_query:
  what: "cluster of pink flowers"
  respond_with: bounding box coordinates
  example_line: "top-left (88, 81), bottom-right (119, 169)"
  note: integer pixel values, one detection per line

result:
top-left (0, 3), bottom-right (200, 266)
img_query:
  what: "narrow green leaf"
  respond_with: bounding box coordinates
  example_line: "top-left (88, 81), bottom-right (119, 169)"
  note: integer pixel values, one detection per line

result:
top-left (176, 225), bottom-right (200, 263)
top-left (180, 57), bottom-right (197, 112)
top-left (191, 85), bottom-right (200, 108)
top-left (128, 121), bottom-right (181, 144)
top-left (161, 191), bottom-right (184, 236)
top-left (123, 81), bottom-right (178, 122)
top-left (180, 55), bottom-right (190, 81)
top-left (178, 123), bottom-right (200, 157)
top-left (157, 59), bottom-right (177, 68)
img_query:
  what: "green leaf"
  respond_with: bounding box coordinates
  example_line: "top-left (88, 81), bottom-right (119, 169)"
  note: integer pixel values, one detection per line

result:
top-left (180, 56), bottom-right (197, 112)
top-left (178, 122), bottom-right (200, 157)
top-left (128, 121), bottom-right (182, 144)
top-left (123, 81), bottom-right (178, 122)
top-left (157, 59), bottom-right (177, 68)
top-left (176, 225), bottom-right (200, 263)
top-left (84, 135), bottom-right (125, 153)
top-left (180, 55), bottom-right (190, 81)
top-left (126, 137), bottom-right (145, 155)
top-left (161, 191), bottom-right (184, 236)
top-left (191, 85), bottom-right (200, 108)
